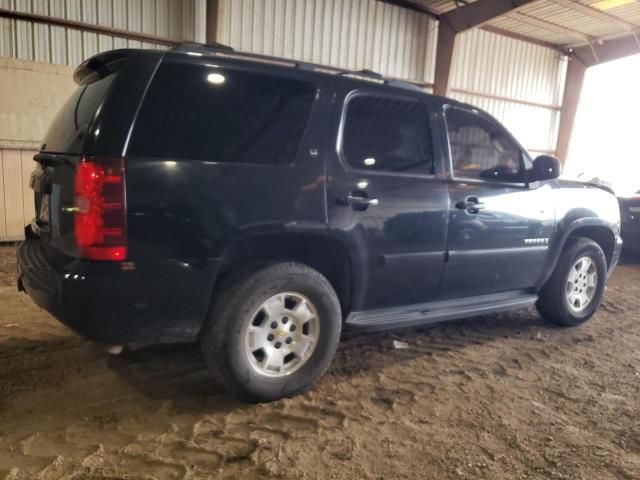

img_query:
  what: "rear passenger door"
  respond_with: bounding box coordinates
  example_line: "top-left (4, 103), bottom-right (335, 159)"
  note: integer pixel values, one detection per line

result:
top-left (438, 106), bottom-right (554, 300)
top-left (326, 89), bottom-right (449, 311)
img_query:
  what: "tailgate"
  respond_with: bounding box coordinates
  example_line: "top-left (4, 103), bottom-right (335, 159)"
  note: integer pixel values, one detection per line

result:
top-left (29, 49), bottom-right (134, 256)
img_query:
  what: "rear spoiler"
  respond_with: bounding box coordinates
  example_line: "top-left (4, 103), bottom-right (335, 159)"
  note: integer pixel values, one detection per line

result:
top-left (73, 49), bottom-right (136, 85)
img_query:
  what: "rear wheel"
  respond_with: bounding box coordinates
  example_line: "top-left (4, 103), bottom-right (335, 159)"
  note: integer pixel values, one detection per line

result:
top-left (201, 262), bottom-right (341, 402)
top-left (536, 237), bottom-right (607, 326)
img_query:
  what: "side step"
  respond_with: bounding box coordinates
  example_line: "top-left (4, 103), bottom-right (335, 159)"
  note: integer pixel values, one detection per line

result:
top-left (345, 291), bottom-right (538, 332)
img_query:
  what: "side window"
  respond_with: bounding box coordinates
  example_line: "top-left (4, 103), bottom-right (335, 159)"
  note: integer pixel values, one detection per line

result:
top-left (128, 62), bottom-right (316, 164)
top-left (445, 107), bottom-right (525, 182)
top-left (341, 94), bottom-right (433, 174)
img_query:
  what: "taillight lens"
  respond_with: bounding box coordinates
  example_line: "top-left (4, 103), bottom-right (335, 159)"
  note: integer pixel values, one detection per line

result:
top-left (74, 157), bottom-right (127, 261)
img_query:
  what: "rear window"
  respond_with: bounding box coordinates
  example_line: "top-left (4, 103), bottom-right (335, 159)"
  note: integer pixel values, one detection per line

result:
top-left (41, 73), bottom-right (116, 154)
top-left (127, 62), bottom-right (317, 165)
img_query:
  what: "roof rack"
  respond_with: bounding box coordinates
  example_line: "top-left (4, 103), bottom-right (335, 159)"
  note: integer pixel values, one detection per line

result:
top-left (170, 42), bottom-right (427, 93)
top-left (171, 42), bottom-right (234, 54)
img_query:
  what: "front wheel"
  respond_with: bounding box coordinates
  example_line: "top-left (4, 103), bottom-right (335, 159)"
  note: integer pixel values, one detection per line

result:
top-left (201, 262), bottom-right (342, 402)
top-left (536, 237), bottom-right (607, 326)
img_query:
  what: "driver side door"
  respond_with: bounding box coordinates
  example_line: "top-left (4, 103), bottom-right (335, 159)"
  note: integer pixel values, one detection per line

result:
top-left (438, 106), bottom-right (555, 300)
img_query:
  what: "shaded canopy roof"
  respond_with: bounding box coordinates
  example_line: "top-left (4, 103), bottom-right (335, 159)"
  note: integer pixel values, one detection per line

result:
top-left (404, 0), bottom-right (640, 65)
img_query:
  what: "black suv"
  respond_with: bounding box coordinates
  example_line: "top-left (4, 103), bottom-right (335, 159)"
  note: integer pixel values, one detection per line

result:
top-left (18, 44), bottom-right (622, 402)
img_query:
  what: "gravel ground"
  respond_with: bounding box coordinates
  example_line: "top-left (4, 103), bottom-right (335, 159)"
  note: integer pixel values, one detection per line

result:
top-left (0, 245), bottom-right (639, 480)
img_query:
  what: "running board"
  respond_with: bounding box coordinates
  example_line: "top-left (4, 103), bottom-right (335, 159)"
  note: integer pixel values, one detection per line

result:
top-left (345, 291), bottom-right (538, 332)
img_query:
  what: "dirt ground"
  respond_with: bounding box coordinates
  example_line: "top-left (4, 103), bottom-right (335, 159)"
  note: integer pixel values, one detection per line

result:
top-left (0, 245), bottom-right (638, 480)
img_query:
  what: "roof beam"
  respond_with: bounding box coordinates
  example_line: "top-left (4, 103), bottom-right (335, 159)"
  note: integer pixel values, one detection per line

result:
top-left (481, 24), bottom-right (563, 50)
top-left (379, 0), bottom-right (440, 18)
top-left (435, 0), bottom-right (540, 96)
top-left (572, 32), bottom-right (640, 66)
top-left (556, 58), bottom-right (587, 164)
top-left (549, 0), bottom-right (638, 33)
top-left (506, 11), bottom-right (595, 43)
top-left (434, 20), bottom-right (456, 96)
top-left (206, 0), bottom-right (220, 43)
top-left (441, 0), bottom-right (538, 33)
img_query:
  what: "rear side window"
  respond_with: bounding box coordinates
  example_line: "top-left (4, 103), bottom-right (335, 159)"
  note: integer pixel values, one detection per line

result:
top-left (42, 73), bottom-right (116, 154)
top-left (128, 62), bottom-right (317, 164)
top-left (341, 94), bottom-right (432, 174)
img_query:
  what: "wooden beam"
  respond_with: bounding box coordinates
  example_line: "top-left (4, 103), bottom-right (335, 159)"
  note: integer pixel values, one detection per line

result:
top-left (443, 0), bottom-right (538, 33)
top-left (549, 0), bottom-right (637, 33)
top-left (556, 58), bottom-right (587, 164)
top-left (434, 20), bottom-right (456, 97)
top-left (206, 0), bottom-right (220, 44)
top-left (572, 32), bottom-right (640, 66)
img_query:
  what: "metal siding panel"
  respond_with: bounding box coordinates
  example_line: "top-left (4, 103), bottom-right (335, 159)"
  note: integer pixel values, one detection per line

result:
top-left (423, 17), bottom-right (437, 84)
top-left (1, 0), bottom-right (199, 65)
top-left (450, 28), bottom-right (566, 154)
top-left (127, 0), bottom-right (142, 47)
top-left (33, 0), bottom-right (51, 63)
top-left (15, 0), bottom-right (34, 61)
top-left (0, 0), bottom-right (15, 58)
top-left (81, 0), bottom-right (99, 59)
top-left (0, 150), bottom-right (6, 239)
top-left (194, 0), bottom-right (206, 43)
top-left (218, 0), bottom-right (434, 82)
top-left (155, 0), bottom-right (169, 37)
top-left (66, 0), bottom-right (84, 66)
top-left (168, 0), bottom-right (182, 40)
top-left (294, 0), bottom-right (305, 61)
top-left (49, 0), bottom-right (67, 64)
top-left (319, 0), bottom-right (331, 65)
top-left (2, 149), bottom-right (25, 239)
top-left (141, 0), bottom-right (155, 34)
top-left (97, 0), bottom-right (114, 52)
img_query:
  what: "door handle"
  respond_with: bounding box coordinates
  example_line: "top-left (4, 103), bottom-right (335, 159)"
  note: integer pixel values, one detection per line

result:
top-left (455, 196), bottom-right (485, 214)
top-left (337, 191), bottom-right (379, 211)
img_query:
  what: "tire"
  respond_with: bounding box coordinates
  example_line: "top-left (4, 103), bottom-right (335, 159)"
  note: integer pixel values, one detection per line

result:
top-left (536, 237), bottom-right (607, 326)
top-left (201, 262), bottom-right (342, 403)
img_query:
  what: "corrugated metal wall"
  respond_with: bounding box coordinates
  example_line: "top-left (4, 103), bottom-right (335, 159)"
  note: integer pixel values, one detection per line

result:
top-left (449, 28), bottom-right (567, 158)
top-left (217, 0), bottom-right (438, 86)
top-left (0, 148), bottom-right (36, 241)
top-left (0, 0), bottom-right (206, 66)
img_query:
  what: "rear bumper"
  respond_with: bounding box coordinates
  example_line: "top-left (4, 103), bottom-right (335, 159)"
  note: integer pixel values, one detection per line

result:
top-left (17, 238), bottom-right (220, 347)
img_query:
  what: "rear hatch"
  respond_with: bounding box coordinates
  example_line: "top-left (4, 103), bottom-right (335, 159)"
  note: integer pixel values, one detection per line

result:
top-left (30, 50), bottom-right (134, 260)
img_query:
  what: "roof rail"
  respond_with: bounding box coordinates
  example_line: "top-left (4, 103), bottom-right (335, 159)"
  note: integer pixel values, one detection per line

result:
top-left (341, 68), bottom-right (383, 79)
top-left (386, 79), bottom-right (424, 92)
top-left (169, 42), bottom-right (428, 92)
top-left (171, 42), bottom-right (234, 54)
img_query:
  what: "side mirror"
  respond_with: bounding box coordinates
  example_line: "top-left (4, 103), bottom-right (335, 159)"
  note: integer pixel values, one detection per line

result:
top-left (529, 155), bottom-right (561, 182)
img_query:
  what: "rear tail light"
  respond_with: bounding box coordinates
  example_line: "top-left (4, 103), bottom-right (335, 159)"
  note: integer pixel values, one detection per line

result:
top-left (74, 157), bottom-right (127, 261)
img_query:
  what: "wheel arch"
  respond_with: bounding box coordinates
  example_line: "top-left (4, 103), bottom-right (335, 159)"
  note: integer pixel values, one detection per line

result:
top-left (213, 231), bottom-right (358, 319)
top-left (538, 217), bottom-right (617, 289)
